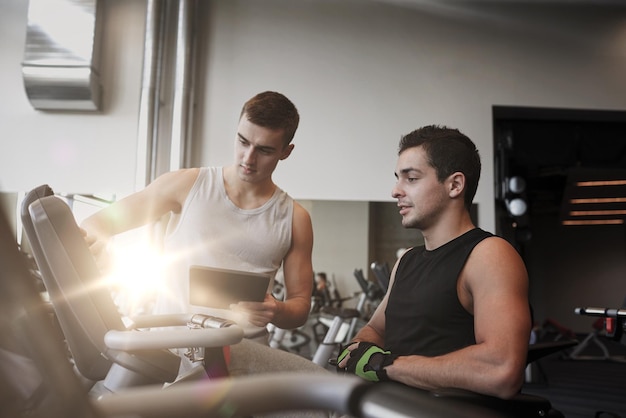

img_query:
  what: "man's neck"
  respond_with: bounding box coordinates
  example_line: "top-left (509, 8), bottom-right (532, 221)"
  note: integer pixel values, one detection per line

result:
top-left (222, 165), bottom-right (276, 209)
top-left (421, 213), bottom-right (475, 251)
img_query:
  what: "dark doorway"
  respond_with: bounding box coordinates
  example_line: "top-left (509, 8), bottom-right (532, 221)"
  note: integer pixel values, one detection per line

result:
top-left (493, 106), bottom-right (626, 331)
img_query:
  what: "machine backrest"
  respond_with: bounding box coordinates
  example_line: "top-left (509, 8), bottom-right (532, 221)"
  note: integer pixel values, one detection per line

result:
top-left (20, 185), bottom-right (55, 283)
top-left (21, 186), bottom-right (123, 380)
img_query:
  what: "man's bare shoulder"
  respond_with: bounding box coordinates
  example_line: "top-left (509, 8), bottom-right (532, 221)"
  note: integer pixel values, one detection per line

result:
top-left (473, 234), bottom-right (520, 259)
top-left (150, 167), bottom-right (200, 190)
top-left (155, 167), bottom-right (201, 184)
top-left (292, 200), bottom-right (310, 217)
top-left (292, 201), bottom-right (312, 230)
top-left (146, 168), bottom-right (202, 209)
top-left (462, 235), bottom-right (528, 289)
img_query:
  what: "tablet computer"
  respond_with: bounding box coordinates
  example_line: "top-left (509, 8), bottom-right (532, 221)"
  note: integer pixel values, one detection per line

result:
top-left (189, 265), bottom-right (271, 309)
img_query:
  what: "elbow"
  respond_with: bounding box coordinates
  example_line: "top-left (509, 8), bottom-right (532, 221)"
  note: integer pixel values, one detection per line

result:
top-left (275, 297), bottom-right (310, 329)
top-left (290, 309), bottom-right (309, 329)
top-left (496, 380), bottom-right (524, 400)
top-left (295, 298), bottom-right (312, 327)
top-left (491, 364), bottom-right (525, 399)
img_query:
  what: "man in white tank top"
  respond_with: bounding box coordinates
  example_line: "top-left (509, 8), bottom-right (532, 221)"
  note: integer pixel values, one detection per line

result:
top-left (81, 93), bottom-right (330, 407)
top-left (82, 91), bottom-right (312, 332)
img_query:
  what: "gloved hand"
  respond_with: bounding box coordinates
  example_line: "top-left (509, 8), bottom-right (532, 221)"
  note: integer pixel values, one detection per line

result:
top-left (336, 342), bottom-right (396, 382)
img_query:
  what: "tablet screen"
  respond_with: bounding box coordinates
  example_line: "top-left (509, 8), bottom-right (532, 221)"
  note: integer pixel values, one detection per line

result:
top-left (189, 265), bottom-right (271, 309)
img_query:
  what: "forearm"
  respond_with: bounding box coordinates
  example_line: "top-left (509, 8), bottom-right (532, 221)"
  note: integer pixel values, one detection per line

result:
top-left (272, 296), bottom-right (311, 329)
top-left (386, 345), bottom-right (525, 399)
top-left (81, 198), bottom-right (144, 239)
top-left (351, 323), bottom-right (385, 347)
top-left (81, 212), bottom-right (113, 240)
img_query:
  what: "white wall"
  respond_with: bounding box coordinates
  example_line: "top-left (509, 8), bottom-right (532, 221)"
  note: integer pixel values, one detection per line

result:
top-left (2, 0), bottom-right (625, 229)
top-left (0, 0), bottom-right (146, 198)
top-left (1, 1), bottom-right (626, 321)
top-left (196, 0), bottom-right (626, 233)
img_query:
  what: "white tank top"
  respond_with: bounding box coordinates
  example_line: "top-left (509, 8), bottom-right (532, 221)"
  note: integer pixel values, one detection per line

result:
top-left (153, 167), bottom-right (293, 321)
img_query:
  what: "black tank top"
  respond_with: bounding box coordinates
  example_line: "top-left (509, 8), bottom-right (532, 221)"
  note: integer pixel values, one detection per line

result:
top-left (385, 228), bottom-right (492, 357)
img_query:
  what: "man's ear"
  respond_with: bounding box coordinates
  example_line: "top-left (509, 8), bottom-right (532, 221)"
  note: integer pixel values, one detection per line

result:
top-left (448, 172), bottom-right (465, 199)
top-left (280, 143), bottom-right (295, 160)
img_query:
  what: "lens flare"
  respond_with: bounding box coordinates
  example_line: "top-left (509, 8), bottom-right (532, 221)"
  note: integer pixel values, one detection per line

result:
top-left (105, 240), bottom-right (167, 317)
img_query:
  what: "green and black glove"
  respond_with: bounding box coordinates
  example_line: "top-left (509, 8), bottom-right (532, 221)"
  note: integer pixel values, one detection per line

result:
top-left (337, 342), bottom-right (397, 382)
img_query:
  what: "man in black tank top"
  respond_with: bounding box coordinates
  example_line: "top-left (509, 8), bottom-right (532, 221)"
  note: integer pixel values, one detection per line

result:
top-left (337, 125), bottom-right (532, 400)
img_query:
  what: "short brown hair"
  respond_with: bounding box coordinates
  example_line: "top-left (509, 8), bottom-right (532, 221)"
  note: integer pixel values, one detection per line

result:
top-left (399, 125), bottom-right (481, 210)
top-left (240, 91), bottom-right (300, 146)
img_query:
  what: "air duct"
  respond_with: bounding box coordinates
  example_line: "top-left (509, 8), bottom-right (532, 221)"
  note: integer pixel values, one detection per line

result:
top-left (22, 0), bottom-right (103, 111)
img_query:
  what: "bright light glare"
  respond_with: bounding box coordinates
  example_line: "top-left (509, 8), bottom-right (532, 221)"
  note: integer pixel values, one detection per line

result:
top-left (105, 241), bottom-right (167, 317)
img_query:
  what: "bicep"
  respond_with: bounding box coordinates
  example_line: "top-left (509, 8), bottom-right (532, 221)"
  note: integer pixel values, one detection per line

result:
top-left (468, 238), bottom-right (531, 352)
top-left (282, 203), bottom-right (314, 300)
top-left (82, 169), bottom-right (197, 236)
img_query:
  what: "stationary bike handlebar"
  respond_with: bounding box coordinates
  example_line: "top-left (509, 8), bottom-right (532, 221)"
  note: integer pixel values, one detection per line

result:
top-left (575, 306), bottom-right (626, 341)
top-left (95, 374), bottom-right (509, 418)
top-left (575, 306), bottom-right (626, 318)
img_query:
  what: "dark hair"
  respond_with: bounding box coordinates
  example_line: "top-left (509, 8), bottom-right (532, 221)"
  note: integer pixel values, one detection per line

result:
top-left (398, 125), bottom-right (481, 209)
top-left (240, 91), bottom-right (300, 146)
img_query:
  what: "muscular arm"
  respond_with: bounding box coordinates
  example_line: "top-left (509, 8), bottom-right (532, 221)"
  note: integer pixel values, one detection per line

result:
top-left (80, 169), bottom-right (199, 258)
top-left (385, 237), bottom-right (531, 399)
top-left (275, 202), bottom-right (314, 328)
top-left (236, 201), bottom-right (314, 329)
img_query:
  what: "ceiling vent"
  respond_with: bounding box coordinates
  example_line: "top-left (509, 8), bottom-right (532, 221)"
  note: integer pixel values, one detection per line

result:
top-left (22, 0), bottom-right (102, 111)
